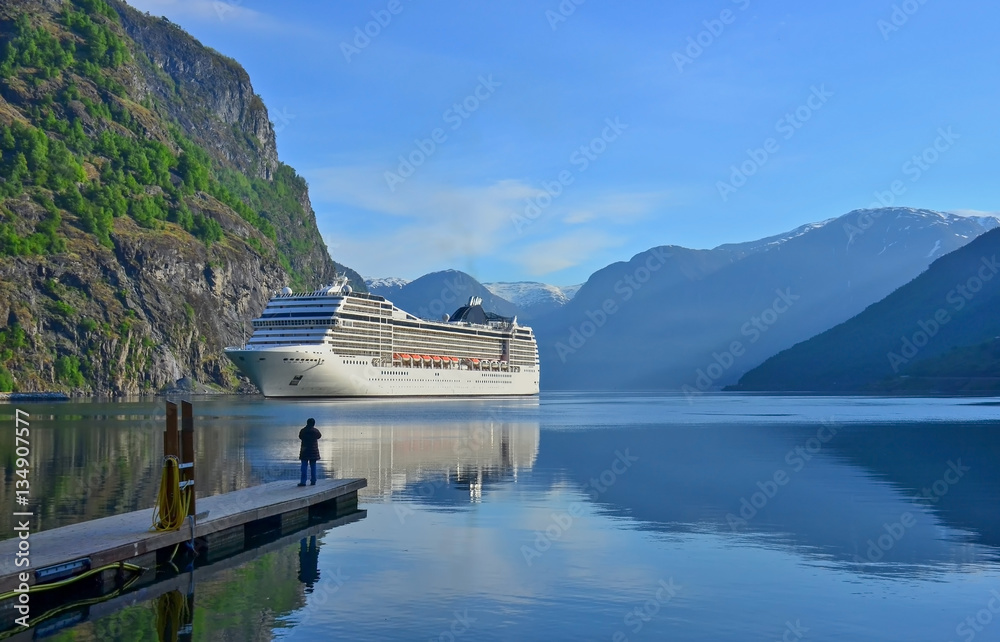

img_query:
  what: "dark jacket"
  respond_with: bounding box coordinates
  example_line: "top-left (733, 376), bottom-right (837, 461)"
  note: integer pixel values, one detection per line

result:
top-left (298, 425), bottom-right (322, 461)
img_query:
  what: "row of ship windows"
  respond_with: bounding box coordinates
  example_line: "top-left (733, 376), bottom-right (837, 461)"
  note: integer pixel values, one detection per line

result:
top-left (254, 316), bottom-right (534, 339)
top-left (393, 336), bottom-right (523, 349)
top-left (256, 326), bottom-right (534, 353)
top-left (369, 377), bottom-right (450, 382)
top-left (330, 347), bottom-right (385, 356)
top-left (254, 343), bottom-right (531, 364)
top-left (255, 320), bottom-right (335, 328)
top-left (279, 335), bottom-right (534, 355)
top-left (364, 378), bottom-right (513, 384)
top-left (257, 341), bottom-right (535, 366)
top-left (396, 328), bottom-right (533, 339)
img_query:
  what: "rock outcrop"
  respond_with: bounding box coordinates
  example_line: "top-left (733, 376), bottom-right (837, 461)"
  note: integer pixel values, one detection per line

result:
top-left (0, 0), bottom-right (363, 394)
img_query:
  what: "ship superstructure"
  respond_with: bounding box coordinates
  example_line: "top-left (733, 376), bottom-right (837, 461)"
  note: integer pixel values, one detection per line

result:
top-left (225, 277), bottom-right (540, 397)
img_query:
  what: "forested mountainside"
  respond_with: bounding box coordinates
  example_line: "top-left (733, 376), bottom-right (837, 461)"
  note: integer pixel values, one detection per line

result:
top-left (733, 226), bottom-right (1000, 393)
top-left (0, 0), bottom-right (362, 395)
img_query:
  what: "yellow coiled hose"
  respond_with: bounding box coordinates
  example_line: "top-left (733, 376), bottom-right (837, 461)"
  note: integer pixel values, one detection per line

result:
top-left (151, 456), bottom-right (192, 532)
top-left (0, 562), bottom-right (144, 638)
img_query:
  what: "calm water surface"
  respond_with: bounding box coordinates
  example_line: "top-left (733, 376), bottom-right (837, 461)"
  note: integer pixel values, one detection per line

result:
top-left (2, 393), bottom-right (999, 641)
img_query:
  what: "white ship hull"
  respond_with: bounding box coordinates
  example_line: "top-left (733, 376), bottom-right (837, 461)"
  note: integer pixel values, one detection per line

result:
top-left (226, 346), bottom-right (540, 398)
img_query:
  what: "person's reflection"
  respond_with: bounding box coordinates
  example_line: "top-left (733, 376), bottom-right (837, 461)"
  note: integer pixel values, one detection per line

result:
top-left (298, 536), bottom-right (321, 593)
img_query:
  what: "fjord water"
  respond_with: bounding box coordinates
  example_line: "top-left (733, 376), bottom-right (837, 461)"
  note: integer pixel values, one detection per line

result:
top-left (4, 394), bottom-right (1000, 641)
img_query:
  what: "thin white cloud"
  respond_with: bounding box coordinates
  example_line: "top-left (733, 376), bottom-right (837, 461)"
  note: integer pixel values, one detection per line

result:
top-left (512, 231), bottom-right (626, 276)
top-left (306, 165), bottom-right (663, 279)
top-left (305, 166), bottom-right (418, 217)
top-left (307, 166), bottom-right (549, 278)
top-left (562, 191), bottom-right (670, 226)
top-left (563, 210), bottom-right (596, 224)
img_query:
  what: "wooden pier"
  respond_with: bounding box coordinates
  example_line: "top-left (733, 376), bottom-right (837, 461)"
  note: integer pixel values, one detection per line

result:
top-left (15, 509), bottom-right (368, 641)
top-left (1, 400), bottom-right (366, 638)
top-left (0, 477), bottom-right (367, 595)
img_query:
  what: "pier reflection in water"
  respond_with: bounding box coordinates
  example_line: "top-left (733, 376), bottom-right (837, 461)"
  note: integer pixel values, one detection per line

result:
top-left (3, 395), bottom-right (1000, 640)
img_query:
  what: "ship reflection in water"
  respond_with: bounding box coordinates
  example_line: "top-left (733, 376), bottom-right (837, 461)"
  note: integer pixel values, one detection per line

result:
top-left (332, 421), bottom-right (538, 503)
top-left (243, 398), bottom-right (540, 504)
top-left (247, 404), bottom-right (540, 506)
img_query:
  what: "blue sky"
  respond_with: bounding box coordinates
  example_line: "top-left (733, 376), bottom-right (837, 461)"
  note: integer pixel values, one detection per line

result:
top-left (125, 0), bottom-right (998, 285)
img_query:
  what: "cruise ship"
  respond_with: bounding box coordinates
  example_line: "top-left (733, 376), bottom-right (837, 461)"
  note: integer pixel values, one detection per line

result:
top-left (224, 277), bottom-right (540, 397)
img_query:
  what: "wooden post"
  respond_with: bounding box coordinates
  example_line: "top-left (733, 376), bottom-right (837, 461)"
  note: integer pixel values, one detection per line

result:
top-left (165, 402), bottom-right (179, 457)
top-left (181, 401), bottom-right (196, 517)
top-left (164, 402), bottom-right (179, 519)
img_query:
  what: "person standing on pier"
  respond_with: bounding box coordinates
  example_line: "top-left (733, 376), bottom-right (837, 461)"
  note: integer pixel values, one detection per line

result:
top-left (298, 418), bottom-right (322, 486)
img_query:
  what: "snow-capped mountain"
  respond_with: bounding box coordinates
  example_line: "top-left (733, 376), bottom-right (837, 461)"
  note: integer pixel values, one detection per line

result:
top-left (483, 282), bottom-right (582, 317)
top-left (365, 276), bottom-right (580, 320)
top-left (714, 219), bottom-right (836, 257)
top-left (365, 276), bottom-right (410, 298)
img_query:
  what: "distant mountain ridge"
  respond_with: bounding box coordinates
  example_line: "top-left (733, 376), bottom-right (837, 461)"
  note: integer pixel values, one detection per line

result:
top-left (366, 270), bottom-right (519, 320)
top-left (364, 275), bottom-right (582, 321)
top-left (713, 218), bottom-right (836, 257)
top-left (532, 208), bottom-right (999, 391)
top-left (732, 225), bottom-right (1000, 392)
top-left (366, 209), bottom-right (996, 392)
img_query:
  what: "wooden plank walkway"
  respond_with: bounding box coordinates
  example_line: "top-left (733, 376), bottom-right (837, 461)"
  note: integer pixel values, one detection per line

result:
top-left (0, 478), bottom-right (366, 594)
top-left (3, 509), bottom-right (367, 642)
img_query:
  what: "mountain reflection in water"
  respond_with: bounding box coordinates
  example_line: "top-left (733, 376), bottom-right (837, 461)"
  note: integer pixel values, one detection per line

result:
top-left (3, 395), bottom-right (999, 640)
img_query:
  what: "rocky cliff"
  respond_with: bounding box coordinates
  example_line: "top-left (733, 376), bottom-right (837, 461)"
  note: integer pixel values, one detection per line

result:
top-left (0, 0), bottom-right (362, 395)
